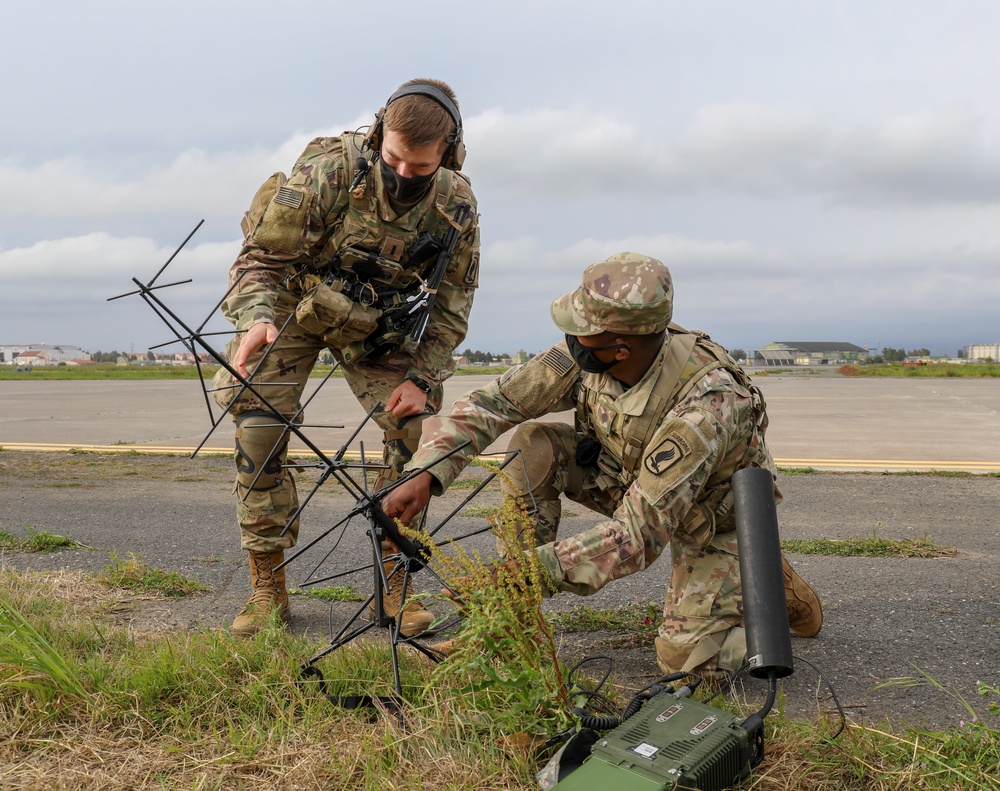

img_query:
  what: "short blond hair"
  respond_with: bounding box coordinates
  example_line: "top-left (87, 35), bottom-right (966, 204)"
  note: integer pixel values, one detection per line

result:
top-left (384, 78), bottom-right (459, 148)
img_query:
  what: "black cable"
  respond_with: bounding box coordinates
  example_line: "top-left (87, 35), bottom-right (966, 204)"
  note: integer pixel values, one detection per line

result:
top-left (565, 655), bottom-right (622, 728)
top-left (792, 654), bottom-right (847, 742)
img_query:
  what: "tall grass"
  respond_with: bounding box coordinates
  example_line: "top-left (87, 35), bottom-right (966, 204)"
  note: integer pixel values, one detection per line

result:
top-left (2, 567), bottom-right (999, 789)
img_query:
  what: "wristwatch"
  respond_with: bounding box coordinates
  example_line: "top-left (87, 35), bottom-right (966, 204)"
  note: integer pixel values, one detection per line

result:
top-left (406, 373), bottom-right (433, 394)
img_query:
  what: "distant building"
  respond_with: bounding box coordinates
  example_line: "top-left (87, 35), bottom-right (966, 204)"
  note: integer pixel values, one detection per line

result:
top-left (13, 350), bottom-right (50, 366)
top-left (966, 343), bottom-right (1000, 361)
top-left (755, 342), bottom-right (868, 366)
top-left (0, 343), bottom-right (89, 365)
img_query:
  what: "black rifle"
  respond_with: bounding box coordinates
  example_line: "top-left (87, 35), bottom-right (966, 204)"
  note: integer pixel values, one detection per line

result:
top-left (400, 202), bottom-right (472, 346)
top-left (341, 202), bottom-right (472, 364)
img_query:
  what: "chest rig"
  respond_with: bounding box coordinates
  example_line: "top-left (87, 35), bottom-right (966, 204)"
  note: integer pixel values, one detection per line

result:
top-left (286, 135), bottom-right (472, 359)
top-left (576, 324), bottom-right (771, 534)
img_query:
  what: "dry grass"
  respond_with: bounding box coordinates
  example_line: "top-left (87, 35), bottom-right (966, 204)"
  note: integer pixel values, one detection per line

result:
top-left (2, 569), bottom-right (998, 790)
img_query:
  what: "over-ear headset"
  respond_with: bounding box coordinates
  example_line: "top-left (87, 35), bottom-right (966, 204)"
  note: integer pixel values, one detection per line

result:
top-left (362, 82), bottom-right (466, 171)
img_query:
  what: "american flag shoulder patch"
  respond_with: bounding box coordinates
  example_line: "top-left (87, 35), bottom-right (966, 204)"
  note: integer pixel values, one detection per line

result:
top-left (538, 346), bottom-right (574, 376)
top-left (274, 186), bottom-right (305, 208)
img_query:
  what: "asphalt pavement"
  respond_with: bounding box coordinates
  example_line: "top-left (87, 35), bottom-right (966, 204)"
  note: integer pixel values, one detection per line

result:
top-left (1, 372), bottom-right (999, 732)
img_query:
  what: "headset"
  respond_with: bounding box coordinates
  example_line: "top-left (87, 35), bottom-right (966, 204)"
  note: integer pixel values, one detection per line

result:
top-left (361, 82), bottom-right (466, 172)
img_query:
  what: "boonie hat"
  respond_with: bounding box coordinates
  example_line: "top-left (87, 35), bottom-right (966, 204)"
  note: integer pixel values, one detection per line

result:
top-left (550, 252), bottom-right (673, 336)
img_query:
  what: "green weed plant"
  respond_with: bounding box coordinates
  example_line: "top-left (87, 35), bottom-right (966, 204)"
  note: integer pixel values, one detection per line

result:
top-left (422, 495), bottom-right (573, 739)
top-left (97, 551), bottom-right (210, 596)
top-left (0, 527), bottom-right (80, 553)
top-left (781, 531), bottom-right (955, 558)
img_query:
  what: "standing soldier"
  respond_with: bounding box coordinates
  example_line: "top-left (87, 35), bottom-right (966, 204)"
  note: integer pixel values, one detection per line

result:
top-left (383, 253), bottom-right (821, 678)
top-left (215, 79), bottom-right (480, 638)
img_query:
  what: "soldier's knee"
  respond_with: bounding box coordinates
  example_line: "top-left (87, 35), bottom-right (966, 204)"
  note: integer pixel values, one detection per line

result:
top-left (655, 626), bottom-right (746, 677)
top-left (504, 422), bottom-right (568, 496)
top-left (235, 411), bottom-right (290, 491)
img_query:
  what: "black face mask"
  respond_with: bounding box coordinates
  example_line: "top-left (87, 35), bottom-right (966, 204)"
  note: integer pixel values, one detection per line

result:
top-left (379, 158), bottom-right (437, 203)
top-left (565, 334), bottom-right (628, 374)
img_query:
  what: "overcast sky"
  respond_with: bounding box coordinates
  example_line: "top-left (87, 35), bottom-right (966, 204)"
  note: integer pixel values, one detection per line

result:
top-left (2, 0), bottom-right (999, 358)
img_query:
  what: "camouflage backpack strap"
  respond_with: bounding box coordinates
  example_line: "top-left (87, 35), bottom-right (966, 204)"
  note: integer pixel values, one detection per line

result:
top-left (676, 326), bottom-right (768, 429)
top-left (345, 133), bottom-right (377, 214)
top-left (672, 326), bottom-right (770, 541)
top-left (620, 328), bottom-right (699, 475)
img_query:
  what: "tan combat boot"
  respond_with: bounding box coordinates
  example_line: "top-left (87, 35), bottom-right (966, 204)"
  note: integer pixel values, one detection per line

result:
top-left (232, 550), bottom-right (290, 638)
top-left (370, 545), bottom-right (434, 638)
top-left (782, 555), bottom-right (823, 637)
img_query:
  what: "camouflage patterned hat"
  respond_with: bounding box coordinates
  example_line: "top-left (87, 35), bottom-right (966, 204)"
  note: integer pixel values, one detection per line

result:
top-left (550, 252), bottom-right (673, 336)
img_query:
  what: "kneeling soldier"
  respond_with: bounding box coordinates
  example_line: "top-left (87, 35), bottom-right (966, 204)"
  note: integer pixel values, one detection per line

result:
top-left (384, 253), bottom-right (821, 677)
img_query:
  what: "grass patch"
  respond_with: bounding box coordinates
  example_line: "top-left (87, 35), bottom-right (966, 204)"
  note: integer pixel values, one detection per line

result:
top-left (96, 552), bottom-right (210, 597)
top-left (780, 466), bottom-right (820, 475)
top-left (0, 364), bottom-right (507, 381)
top-left (841, 362), bottom-right (1000, 377)
top-left (449, 476), bottom-right (495, 491)
top-left (459, 504), bottom-right (501, 518)
top-left (782, 532), bottom-right (956, 558)
top-left (295, 584), bottom-right (363, 602)
top-left (0, 527), bottom-right (81, 553)
top-left (880, 469), bottom-right (1000, 479)
top-left (550, 601), bottom-right (661, 649)
top-left (0, 451), bottom-right (234, 483)
top-left (0, 569), bottom-right (998, 789)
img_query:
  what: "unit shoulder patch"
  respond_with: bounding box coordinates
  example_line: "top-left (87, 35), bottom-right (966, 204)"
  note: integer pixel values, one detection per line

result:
top-left (644, 436), bottom-right (688, 475)
top-left (636, 418), bottom-right (715, 504)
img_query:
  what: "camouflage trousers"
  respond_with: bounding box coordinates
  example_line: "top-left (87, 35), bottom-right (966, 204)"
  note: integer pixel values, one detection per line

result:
top-left (213, 294), bottom-right (443, 553)
top-left (502, 421), bottom-right (746, 676)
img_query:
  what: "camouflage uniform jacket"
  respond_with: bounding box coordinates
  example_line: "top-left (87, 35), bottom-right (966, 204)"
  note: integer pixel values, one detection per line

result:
top-left (222, 132), bottom-right (481, 385)
top-left (409, 329), bottom-right (776, 595)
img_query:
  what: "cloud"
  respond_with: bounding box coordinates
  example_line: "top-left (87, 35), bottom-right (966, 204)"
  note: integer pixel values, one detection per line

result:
top-left (0, 117), bottom-right (367, 243)
top-left (5, 100), bottom-right (1000, 358)
top-left (468, 103), bottom-right (1000, 206)
top-left (6, 102), bottom-right (1000, 246)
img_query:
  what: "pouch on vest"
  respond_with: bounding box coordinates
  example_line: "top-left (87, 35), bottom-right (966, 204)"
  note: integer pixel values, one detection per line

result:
top-left (294, 282), bottom-right (380, 347)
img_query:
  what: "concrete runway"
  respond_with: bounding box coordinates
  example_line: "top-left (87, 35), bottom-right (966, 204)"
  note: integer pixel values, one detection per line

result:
top-left (3, 371), bottom-right (1000, 471)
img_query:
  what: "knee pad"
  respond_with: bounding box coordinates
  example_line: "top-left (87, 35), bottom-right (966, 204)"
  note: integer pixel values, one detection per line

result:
top-left (655, 626), bottom-right (747, 677)
top-left (235, 410), bottom-right (290, 491)
top-left (503, 422), bottom-right (573, 498)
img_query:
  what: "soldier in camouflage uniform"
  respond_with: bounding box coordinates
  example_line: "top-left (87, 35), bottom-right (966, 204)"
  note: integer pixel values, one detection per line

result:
top-left (383, 253), bottom-right (822, 677)
top-left (213, 79), bottom-right (481, 638)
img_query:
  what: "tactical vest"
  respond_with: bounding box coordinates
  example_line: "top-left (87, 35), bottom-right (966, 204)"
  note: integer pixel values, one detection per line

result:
top-left (306, 133), bottom-right (475, 303)
top-left (576, 324), bottom-right (771, 536)
top-left (242, 133), bottom-right (477, 353)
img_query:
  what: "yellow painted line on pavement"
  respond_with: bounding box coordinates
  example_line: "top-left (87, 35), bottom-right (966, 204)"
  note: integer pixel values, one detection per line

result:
top-left (3, 441), bottom-right (1000, 473)
top-left (774, 457), bottom-right (1000, 472)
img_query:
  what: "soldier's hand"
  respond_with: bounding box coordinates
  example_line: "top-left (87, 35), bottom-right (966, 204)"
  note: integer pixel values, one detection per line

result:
top-left (381, 471), bottom-right (433, 525)
top-left (386, 379), bottom-right (428, 418)
top-left (233, 322), bottom-right (278, 379)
